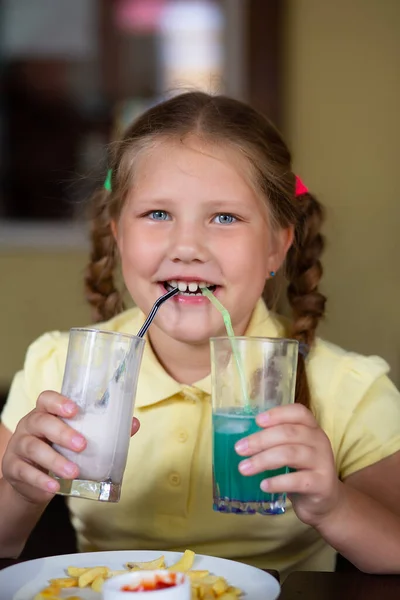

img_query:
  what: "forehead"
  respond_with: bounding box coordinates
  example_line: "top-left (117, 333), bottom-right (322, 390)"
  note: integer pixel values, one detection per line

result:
top-left (128, 136), bottom-right (259, 202)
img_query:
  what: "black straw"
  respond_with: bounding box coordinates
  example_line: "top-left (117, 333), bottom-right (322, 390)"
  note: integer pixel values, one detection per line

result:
top-left (96, 287), bottom-right (179, 407)
top-left (137, 287), bottom-right (179, 338)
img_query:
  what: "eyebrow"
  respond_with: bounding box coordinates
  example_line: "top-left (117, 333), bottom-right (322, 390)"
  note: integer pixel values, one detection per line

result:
top-left (131, 196), bottom-right (252, 208)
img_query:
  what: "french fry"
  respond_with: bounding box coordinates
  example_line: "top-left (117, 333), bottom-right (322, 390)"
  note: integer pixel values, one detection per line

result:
top-left (212, 578), bottom-right (229, 596)
top-left (195, 583), bottom-right (209, 599)
top-left (34, 584), bottom-right (61, 597)
top-left (91, 575), bottom-right (105, 592)
top-left (167, 549), bottom-right (195, 572)
top-left (187, 570), bottom-right (210, 581)
top-left (126, 556), bottom-right (166, 570)
top-left (78, 566), bottom-right (109, 588)
top-left (66, 597), bottom-right (84, 600)
top-left (49, 576), bottom-right (78, 588)
top-left (108, 569), bottom-right (129, 577)
top-left (67, 566), bottom-right (89, 577)
top-left (197, 576), bottom-right (219, 586)
top-left (219, 594), bottom-right (240, 600)
top-left (226, 586), bottom-right (243, 596)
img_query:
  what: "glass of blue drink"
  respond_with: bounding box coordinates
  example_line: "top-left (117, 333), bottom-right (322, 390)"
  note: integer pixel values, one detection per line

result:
top-left (210, 336), bottom-right (298, 515)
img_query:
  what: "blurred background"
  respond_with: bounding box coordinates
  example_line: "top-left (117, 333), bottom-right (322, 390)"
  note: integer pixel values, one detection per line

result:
top-left (0, 0), bottom-right (399, 567)
top-left (0, 0), bottom-right (399, 406)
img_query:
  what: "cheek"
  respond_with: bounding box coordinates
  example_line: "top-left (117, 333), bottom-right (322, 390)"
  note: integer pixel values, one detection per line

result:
top-left (119, 227), bottom-right (161, 275)
top-left (119, 236), bottom-right (156, 303)
top-left (219, 232), bottom-right (270, 279)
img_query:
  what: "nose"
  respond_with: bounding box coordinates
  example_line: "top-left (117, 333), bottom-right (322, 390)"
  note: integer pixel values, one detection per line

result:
top-left (168, 220), bottom-right (208, 264)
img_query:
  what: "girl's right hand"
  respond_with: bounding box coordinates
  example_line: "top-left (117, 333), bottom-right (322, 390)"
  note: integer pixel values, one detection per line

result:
top-left (1, 391), bottom-right (87, 505)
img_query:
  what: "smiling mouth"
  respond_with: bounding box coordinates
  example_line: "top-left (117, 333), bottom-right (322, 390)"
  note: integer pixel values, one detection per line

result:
top-left (163, 280), bottom-right (217, 296)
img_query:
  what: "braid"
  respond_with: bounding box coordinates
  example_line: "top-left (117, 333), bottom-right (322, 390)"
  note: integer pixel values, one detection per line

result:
top-left (286, 192), bottom-right (327, 408)
top-left (84, 188), bottom-right (125, 323)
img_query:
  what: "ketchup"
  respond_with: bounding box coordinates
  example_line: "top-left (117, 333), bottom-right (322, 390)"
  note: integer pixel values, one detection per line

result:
top-left (121, 573), bottom-right (179, 592)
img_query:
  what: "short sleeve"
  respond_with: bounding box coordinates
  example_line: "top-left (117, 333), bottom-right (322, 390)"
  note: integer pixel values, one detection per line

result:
top-left (334, 373), bottom-right (400, 479)
top-left (1, 331), bottom-right (69, 433)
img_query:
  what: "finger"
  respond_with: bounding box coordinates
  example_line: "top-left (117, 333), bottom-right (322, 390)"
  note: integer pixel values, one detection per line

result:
top-left (259, 469), bottom-right (321, 495)
top-left (16, 435), bottom-right (80, 479)
top-left (131, 417), bottom-right (140, 437)
top-left (7, 458), bottom-right (61, 494)
top-left (23, 412), bottom-right (86, 452)
top-left (35, 390), bottom-right (78, 418)
top-left (235, 423), bottom-right (315, 457)
top-left (256, 403), bottom-right (318, 429)
top-left (238, 444), bottom-right (315, 476)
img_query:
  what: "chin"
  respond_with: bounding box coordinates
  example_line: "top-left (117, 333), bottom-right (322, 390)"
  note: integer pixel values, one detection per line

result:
top-left (167, 327), bottom-right (214, 346)
top-left (153, 310), bottom-right (223, 342)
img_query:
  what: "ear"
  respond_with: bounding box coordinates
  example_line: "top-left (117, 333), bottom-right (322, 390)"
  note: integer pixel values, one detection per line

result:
top-left (267, 225), bottom-right (294, 276)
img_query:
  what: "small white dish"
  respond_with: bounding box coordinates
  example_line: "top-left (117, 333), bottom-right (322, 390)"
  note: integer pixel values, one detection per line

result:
top-left (102, 570), bottom-right (191, 600)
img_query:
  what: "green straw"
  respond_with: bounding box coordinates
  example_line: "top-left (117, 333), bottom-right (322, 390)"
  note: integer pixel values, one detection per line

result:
top-left (202, 288), bottom-right (251, 410)
top-left (202, 288), bottom-right (235, 337)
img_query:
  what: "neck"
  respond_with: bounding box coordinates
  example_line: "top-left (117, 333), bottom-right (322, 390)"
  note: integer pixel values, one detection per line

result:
top-left (148, 327), bottom-right (212, 384)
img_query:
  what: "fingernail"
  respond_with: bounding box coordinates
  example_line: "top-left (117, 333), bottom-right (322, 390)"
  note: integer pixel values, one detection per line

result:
top-left (46, 480), bottom-right (58, 492)
top-left (257, 412), bottom-right (270, 426)
top-left (239, 459), bottom-right (253, 474)
top-left (260, 479), bottom-right (269, 491)
top-left (63, 401), bottom-right (76, 415)
top-left (63, 462), bottom-right (77, 476)
top-left (71, 435), bottom-right (85, 450)
top-left (235, 439), bottom-right (248, 454)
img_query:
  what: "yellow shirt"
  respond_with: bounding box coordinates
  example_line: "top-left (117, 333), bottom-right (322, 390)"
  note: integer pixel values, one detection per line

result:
top-left (2, 300), bottom-right (400, 578)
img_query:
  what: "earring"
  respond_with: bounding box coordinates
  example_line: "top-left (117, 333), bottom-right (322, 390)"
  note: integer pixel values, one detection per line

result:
top-left (269, 271), bottom-right (275, 277)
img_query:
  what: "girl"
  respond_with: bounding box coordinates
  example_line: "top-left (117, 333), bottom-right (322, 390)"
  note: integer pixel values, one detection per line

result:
top-left (1, 92), bottom-right (400, 575)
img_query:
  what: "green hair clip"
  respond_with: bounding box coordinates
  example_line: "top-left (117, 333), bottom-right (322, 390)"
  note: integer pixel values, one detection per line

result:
top-left (104, 169), bottom-right (112, 192)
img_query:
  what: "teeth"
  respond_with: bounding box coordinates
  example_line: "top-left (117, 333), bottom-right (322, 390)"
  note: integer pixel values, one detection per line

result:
top-left (166, 280), bottom-right (214, 294)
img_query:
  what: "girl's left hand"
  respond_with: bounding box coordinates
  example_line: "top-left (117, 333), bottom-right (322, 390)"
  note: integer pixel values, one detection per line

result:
top-left (235, 403), bottom-right (343, 528)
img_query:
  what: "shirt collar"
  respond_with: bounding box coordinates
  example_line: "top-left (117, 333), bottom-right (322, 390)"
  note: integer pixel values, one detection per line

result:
top-left (135, 299), bottom-right (285, 408)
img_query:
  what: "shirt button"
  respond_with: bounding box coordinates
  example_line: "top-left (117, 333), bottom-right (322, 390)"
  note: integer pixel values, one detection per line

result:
top-left (177, 430), bottom-right (188, 443)
top-left (181, 386), bottom-right (203, 402)
top-left (169, 472), bottom-right (181, 486)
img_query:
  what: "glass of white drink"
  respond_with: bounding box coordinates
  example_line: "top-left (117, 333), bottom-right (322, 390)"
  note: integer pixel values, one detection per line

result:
top-left (52, 328), bottom-right (145, 502)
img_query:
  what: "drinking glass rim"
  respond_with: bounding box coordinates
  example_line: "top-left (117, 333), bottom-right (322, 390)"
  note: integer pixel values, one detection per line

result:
top-left (69, 327), bottom-right (145, 343)
top-left (209, 335), bottom-right (299, 345)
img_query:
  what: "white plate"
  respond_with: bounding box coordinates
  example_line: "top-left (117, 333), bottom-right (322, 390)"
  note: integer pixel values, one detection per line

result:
top-left (0, 550), bottom-right (280, 600)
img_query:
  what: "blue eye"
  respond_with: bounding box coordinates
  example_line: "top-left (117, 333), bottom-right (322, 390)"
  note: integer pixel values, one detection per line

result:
top-left (148, 210), bottom-right (170, 221)
top-left (214, 213), bottom-right (237, 225)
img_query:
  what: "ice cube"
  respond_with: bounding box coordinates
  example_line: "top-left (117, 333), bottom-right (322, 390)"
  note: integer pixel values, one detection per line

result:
top-left (214, 414), bottom-right (253, 434)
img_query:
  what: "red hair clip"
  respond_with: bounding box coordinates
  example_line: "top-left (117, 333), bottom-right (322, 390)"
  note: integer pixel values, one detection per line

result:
top-left (295, 176), bottom-right (308, 197)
